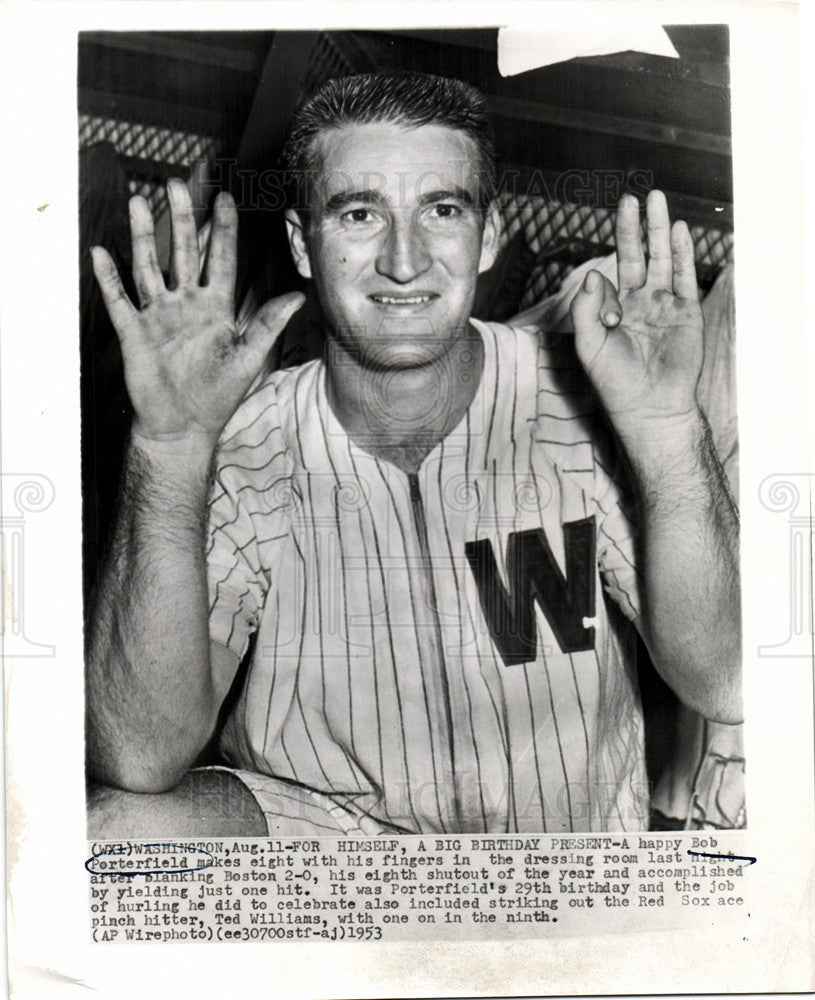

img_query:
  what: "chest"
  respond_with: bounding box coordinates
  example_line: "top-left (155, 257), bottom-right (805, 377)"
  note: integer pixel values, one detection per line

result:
top-left (264, 439), bottom-right (601, 664)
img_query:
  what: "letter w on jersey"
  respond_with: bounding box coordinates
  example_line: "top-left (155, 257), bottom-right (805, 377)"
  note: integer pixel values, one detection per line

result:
top-left (465, 518), bottom-right (596, 665)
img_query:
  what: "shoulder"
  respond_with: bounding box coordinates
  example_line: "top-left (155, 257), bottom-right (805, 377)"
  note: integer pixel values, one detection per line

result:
top-left (476, 320), bottom-right (626, 500)
top-left (211, 359), bottom-right (323, 510)
top-left (217, 359), bottom-right (322, 456)
top-left (472, 317), bottom-right (585, 375)
top-left (475, 318), bottom-right (596, 419)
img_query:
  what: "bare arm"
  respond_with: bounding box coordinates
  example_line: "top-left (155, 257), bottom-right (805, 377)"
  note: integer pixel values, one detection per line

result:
top-left (619, 409), bottom-right (740, 724)
top-left (86, 435), bottom-right (219, 791)
top-left (571, 191), bottom-right (741, 724)
top-left (86, 180), bottom-right (302, 791)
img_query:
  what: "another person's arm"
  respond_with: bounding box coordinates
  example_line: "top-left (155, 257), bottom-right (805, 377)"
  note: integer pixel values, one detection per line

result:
top-left (86, 180), bottom-right (302, 791)
top-left (570, 191), bottom-right (741, 724)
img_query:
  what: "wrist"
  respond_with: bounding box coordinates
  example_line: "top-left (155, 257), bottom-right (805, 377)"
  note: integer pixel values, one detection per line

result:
top-left (616, 408), bottom-right (711, 498)
top-left (614, 406), bottom-right (705, 461)
top-left (130, 426), bottom-right (218, 468)
top-left (126, 432), bottom-right (216, 522)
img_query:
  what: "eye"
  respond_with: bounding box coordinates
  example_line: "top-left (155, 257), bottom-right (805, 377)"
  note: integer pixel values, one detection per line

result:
top-left (431, 202), bottom-right (461, 219)
top-left (342, 207), bottom-right (374, 224)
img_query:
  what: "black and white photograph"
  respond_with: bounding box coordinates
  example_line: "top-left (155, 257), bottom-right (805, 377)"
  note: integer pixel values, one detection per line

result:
top-left (81, 25), bottom-right (744, 840)
top-left (2, 2), bottom-right (812, 997)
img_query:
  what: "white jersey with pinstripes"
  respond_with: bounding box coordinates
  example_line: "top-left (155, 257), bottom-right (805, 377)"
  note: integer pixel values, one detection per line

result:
top-left (207, 319), bottom-right (648, 834)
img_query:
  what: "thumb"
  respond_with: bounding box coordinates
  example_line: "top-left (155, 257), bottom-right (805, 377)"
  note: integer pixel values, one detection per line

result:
top-left (243, 291), bottom-right (305, 359)
top-left (570, 270), bottom-right (620, 364)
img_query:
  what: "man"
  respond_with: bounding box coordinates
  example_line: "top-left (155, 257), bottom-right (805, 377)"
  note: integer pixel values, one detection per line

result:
top-left (86, 73), bottom-right (741, 836)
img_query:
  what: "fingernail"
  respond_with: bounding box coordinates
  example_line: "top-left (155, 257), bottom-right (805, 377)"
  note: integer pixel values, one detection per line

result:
top-left (287, 295), bottom-right (305, 315)
top-left (603, 310), bottom-right (621, 326)
top-left (585, 271), bottom-right (600, 291)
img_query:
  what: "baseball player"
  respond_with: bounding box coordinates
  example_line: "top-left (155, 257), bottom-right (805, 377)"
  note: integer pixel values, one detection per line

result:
top-left (86, 73), bottom-right (741, 836)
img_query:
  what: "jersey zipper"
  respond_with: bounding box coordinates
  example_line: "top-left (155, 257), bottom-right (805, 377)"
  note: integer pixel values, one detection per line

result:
top-left (407, 471), bottom-right (461, 830)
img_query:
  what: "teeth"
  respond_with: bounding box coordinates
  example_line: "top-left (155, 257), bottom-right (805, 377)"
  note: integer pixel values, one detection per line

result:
top-left (372, 295), bottom-right (431, 304)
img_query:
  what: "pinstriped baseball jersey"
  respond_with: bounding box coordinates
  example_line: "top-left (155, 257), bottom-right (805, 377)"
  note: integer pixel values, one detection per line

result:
top-left (207, 319), bottom-right (648, 834)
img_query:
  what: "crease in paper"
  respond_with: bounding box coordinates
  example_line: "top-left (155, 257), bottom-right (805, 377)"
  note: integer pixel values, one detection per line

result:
top-left (8, 959), bottom-right (98, 996)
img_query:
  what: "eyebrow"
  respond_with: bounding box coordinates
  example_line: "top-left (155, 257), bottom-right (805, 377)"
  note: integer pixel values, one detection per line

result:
top-left (323, 185), bottom-right (477, 214)
top-left (324, 189), bottom-right (387, 213)
top-left (419, 187), bottom-right (476, 207)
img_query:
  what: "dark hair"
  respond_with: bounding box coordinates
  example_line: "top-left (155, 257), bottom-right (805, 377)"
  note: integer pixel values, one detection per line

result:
top-left (283, 72), bottom-right (497, 216)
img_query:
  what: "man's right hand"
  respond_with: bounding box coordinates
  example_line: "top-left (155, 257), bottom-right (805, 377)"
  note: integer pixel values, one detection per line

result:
top-left (91, 178), bottom-right (304, 446)
top-left (86, 179), bottom-right (303, 791)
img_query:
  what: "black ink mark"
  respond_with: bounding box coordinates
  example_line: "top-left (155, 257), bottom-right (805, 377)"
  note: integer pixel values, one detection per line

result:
top-left (85, 842), bottom-right (215, 877)
top-left (687, 850), bottom-right (756, 865)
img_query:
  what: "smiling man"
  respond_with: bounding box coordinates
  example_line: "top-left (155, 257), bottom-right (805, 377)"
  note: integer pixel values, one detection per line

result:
top-left (285, 115), bottom-right (497, 469)
top-left (86, 73), bottom-right (741, 836)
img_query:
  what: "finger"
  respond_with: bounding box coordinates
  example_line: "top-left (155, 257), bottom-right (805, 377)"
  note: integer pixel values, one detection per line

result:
top-left (615, 193), bottom-right (646, 292)
top-left (204, 191), bottom-right (238, 300)
top-left (90, 246), bottom-right (138, 335)
top-left (570, 270), bottom-right (611, 367)
top-left (597, 273), bottom-right (622, 328)
top-left (129, 196), bottom-right (165, 306)
top-left (645, 189), bottom-right (672, 290)
top-left (167, 177), bottom-right (200, 288)
top-left (242, 292), bottom-right (306, 364)
top-left (671, 220), bottom-right (699, 300)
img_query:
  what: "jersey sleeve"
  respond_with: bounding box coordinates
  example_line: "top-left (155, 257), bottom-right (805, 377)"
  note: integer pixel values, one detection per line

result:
top-left (205, 383), bottom-right (288, 660)
top-left (206, 469), bottom-right (269, 660)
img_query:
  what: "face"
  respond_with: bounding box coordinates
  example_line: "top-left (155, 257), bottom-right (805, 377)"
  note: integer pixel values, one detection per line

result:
top-left (286, 121), bottom-right (498, 371)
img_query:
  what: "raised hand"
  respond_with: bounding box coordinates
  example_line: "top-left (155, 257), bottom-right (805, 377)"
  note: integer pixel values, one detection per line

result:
top-left (91, 178), bottom-right (304, 445)
top-left (570, 190), bottom-right (704, 442)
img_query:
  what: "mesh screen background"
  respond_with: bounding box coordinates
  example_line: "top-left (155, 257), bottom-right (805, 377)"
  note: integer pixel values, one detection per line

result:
top-left (79, 84), bottom-right (734, 303)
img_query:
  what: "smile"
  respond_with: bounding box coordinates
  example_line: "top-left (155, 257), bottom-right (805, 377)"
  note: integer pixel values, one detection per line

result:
top-left (369, 294), bottom-right (437, 305)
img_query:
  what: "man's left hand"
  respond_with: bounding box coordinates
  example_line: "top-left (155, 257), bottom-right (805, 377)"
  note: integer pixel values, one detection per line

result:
top-left (570, 190), bottom-right (704, 446)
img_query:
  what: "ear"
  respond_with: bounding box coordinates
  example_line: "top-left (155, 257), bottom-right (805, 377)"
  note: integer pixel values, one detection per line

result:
top-left (285, 209), bottom-right (313, 280)
top-left (477, 202), bottom-right (501, 275)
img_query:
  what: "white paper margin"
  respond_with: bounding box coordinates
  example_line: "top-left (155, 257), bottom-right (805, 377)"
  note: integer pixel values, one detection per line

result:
top-left (1, 1), bottom-right (812, 997)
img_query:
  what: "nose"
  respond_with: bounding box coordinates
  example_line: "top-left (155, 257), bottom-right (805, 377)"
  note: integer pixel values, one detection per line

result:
top-left (374, 215), bottom-right (432, 283)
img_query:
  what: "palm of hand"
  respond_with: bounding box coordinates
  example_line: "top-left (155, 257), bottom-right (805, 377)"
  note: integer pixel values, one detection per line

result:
top-left (585, 284), bottom-right (704, 422)
top-left (119, 290), bottom-right (258, 439)
top-left (92, 181), bottom-right (303, 444)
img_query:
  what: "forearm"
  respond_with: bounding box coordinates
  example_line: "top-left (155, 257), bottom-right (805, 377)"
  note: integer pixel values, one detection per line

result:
top-left (86, 434), bottom-right (221, 791)
top-left (623, 410), bottom-right (742, 724)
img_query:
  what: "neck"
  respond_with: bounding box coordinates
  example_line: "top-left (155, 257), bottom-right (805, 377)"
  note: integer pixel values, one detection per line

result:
top-left (326, 323), bottom-right (484, 473)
